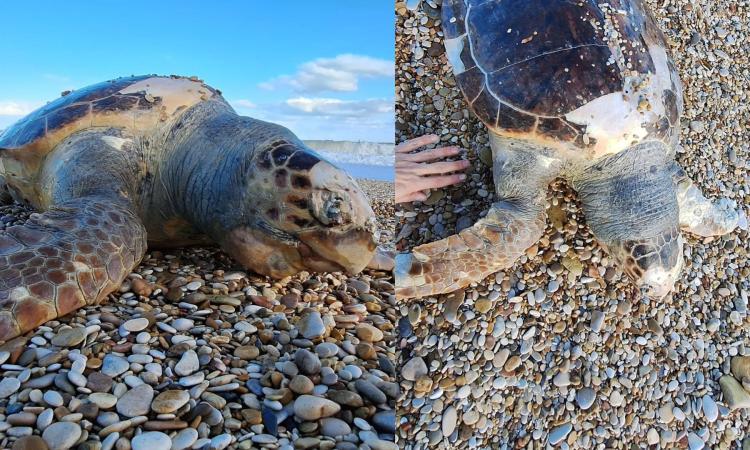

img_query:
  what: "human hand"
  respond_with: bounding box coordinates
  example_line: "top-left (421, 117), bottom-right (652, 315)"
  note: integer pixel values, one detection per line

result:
top-left (395, 134), bottom-right (470, 203)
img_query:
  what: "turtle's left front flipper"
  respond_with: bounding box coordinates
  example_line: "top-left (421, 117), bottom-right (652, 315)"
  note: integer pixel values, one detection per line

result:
top-left (674, 166), bottom-right (747, 236)
top-left (0, 196), bottom-right (146, 340)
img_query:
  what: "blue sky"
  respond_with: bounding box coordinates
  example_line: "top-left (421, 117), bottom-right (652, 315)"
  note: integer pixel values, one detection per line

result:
top-left (0, 2), bottom-right (394, 142)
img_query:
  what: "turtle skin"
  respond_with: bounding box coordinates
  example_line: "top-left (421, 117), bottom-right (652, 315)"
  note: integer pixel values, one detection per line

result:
top-left (0, 76), bottom-right (379, 341)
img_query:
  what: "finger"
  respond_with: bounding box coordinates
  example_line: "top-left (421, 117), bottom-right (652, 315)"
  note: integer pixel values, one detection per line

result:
top-left (396, 191), bottom-right (428, 203)
top-left (396, 134), bottom-right (440, 153)
top-left (404, 146), bottom-right (462, 162)
top-left (408, 191), bottom-right (429, 202)
top-left (416, 160), bottom-right (471, 175)
top-left (420, 174), bottom-right (467, 190)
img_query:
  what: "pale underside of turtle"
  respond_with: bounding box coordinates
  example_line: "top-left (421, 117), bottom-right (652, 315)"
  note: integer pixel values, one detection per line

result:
top-left (0, 75), bottom-right (382, 341)
top-left (396, 0), bottom-right (746, 299)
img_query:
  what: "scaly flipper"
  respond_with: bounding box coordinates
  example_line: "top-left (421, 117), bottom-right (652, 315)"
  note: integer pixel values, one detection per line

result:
top-left (395, 202), bottom-right (545, 298)
top-left (674, 166), bottom-right (747, 236)
top-left (0, 196), bottom-right (146, 341)
top-left (396, 139), bottom-right (558, 299)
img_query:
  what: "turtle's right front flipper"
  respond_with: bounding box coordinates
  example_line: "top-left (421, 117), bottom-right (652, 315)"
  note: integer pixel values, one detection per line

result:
top-left (395, 202), bottom-right (545, 299)
top-left (396, 137), bottom-right (559, 300)
top-left (0, 196), bottom-right (146, 340)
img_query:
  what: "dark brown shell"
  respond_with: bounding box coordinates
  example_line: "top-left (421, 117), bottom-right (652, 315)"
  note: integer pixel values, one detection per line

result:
top-left (0, 75), bottom-right (222, 152)
top-left (441, 0), bottom-right (683, 156)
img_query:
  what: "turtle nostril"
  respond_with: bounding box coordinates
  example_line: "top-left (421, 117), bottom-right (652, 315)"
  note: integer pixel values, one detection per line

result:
top-left (325, 197), bottom-right (344, 224)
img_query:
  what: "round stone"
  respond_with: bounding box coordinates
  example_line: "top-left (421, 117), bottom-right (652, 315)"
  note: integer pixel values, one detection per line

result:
top-left (355, 323), bottom-right (384, 342)
top-left (210, 434), bottom-right (232, 450)
top-left (320, 417), bottom-right (352, 437)
top-left (442, 406), bottom-right (457, 437)
top-left (294, 349), bottom-right (321, 375)
top-left (609, 391), bottom-right (624, 407)
top-left (123, 318), bottom-right (150, 332)
top-left (702, 395), bottom-right (718, 422)
top-left (131, 431), bottom-right (172, 450)
top-left (297, 311), bottom-right (326, 339)
top-left (101, 355), bottom-right (129, 378)
top-left (116, 384), bottom-right (154, 417)
top-left (504, 356), bottom-right (522, 371)
top-left (51, 328), bottom-right (87, 347)
top-left (233, 345), bottom-right (259, 360)
top-left (89, 393), bottom-right (117, 409)
top-left (401, 357), bottom-right (427, 381)
top-left (11, 435), bottom-right (49, 450)
top-left (42, 422), bottom-right (82, 450)
top-left (0, 377), bottom-right (21, 399)
top-left (576, 388), bottom-right (596, 410)
top-left (174, 350), bottom-right (199, 376)
top-left (171, 318), bottom-right (194, 331)
top-left (549, 423), bottom-right (572, 445)
top-left (289, 375), bottom-right (314, 394)
top-left (151, 390), bottom-right (190, 414)
top-left (293, 395), bottom-right (341, 421)
top-left (171, 428), bottom-right (198, 450)
top-left (42, 391), bottom-right (63, 407)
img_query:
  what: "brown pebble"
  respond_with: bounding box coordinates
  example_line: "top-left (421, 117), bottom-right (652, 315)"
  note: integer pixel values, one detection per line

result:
top-left (87, 372), bottom-right (113, 393)
top-left (249, 295), bottom-right (273, 308)
top-left (131, 278), bottom-right (154, 297)
top-left (86, 358), bottom-right (102, 369)
top-left (142, 420), bottom-right (188, 430)
top-left (356, 343), bottom-right (377, 360)
top-left (280, 293), bottom-right (300, 308)
top-left (12, 435), bottom-right (49, 450)
top-left (241, 409), bottom-right (262, 425)
top-left (233, 345), bottom-right (260, 360)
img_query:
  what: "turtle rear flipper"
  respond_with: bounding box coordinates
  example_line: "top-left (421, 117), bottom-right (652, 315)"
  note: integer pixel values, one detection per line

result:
top-left (0, 196), bottom-right (146, 340)
top-left (673, 165), bottom-right (747, 236)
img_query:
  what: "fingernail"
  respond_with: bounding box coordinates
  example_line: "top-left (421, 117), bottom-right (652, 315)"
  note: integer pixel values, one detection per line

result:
top-left (459, 174), bottom-right (466, 180)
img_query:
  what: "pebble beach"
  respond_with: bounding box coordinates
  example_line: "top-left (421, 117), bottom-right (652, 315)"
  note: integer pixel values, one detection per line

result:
top-left (396, 0), bottom-right (750, 448)
top-left (0, 179), bottom-right (397, 450)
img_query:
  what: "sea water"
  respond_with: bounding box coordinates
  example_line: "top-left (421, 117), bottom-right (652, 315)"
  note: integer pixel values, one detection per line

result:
top-left (304, 140), bottom-right (394, 181)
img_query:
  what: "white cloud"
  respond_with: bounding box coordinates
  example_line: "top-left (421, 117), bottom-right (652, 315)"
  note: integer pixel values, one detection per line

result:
top-left (0, 101), bottom-right (41, 116)
top-left (231, 99), bottom-right (256, 109)
top-left (283, 97), bottom-right (393, 116)
top-left (244, 97), bottom-right (394, 143)
top-left (259, 54), bottom-right (394, 93)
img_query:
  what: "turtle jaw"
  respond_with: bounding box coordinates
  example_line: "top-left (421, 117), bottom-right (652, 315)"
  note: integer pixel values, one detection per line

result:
top-left (297, 216), bottom-right (380, 275)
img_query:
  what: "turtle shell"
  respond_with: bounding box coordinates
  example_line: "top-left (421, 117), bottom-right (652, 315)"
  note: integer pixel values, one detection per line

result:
top-left (441, 0), bottom-right (683, 158)
top-left (0, 75), bottom-right (223, 202)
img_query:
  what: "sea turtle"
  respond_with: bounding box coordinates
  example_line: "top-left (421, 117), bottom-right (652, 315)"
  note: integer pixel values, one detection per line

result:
top-left (396, 0), bottom-right (746, 299)
top-left (0, 75), bottom-right (381, 340)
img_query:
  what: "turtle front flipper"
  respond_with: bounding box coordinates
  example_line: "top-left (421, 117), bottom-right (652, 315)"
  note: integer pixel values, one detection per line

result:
top-left (673, 165), bottom-right (747, 237)
top-left (0, 196), bottom-right (146, 340)
top-left (396, 202), bottom-right (546, 299)
top-left (396, 138), bottom-right (558, 299)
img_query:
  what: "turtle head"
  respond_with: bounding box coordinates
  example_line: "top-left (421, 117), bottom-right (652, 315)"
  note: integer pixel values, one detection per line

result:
top-left (223, 142), bottom-right (378, 278)
top-left (609, 230), bottom-right (684, 300)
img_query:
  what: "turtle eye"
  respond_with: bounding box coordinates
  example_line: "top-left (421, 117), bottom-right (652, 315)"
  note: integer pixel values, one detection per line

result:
top-left (310, 191), bottom-right (351, 226)
top-left (325, 197), bottom-right (344, 225)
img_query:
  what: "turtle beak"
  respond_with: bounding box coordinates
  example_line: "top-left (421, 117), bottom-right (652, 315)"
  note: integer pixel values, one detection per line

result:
top-left (297, 216), bottom-right (379, 274)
